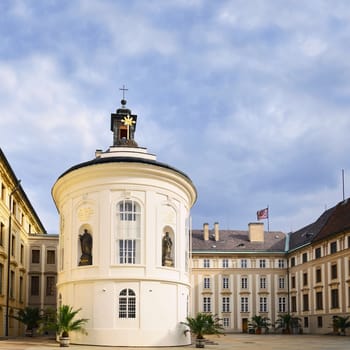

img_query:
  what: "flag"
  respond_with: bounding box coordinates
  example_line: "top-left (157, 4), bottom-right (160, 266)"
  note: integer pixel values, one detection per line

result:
top-left (257, 207), bottom-right (268, 220)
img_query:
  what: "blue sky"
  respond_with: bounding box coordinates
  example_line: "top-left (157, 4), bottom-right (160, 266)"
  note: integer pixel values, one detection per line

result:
top-left (1, 0), bottom-right (350, 233)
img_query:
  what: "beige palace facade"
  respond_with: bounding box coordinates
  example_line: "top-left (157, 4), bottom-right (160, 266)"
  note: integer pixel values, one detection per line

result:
top-left (0, 149), bottom-right (57, 337)
top-left (191, 200), bottom-right (350, 335)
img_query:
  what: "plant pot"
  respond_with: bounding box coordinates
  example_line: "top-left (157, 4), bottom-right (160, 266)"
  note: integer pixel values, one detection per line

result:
top-left (59, 336), bottom-right (70, 347)
top-left (196, 338), bottom-right (206, 348)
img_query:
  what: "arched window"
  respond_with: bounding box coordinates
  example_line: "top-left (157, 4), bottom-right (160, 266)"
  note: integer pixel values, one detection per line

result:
top-left (119, 288), bottom-right (136, 319)
top-left (116, 200), bottom-right (141, 264)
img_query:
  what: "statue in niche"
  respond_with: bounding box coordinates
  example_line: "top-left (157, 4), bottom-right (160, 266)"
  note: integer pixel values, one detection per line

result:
top-left (162, 232), bottom-right (174, 267)
top-left (79, 229), bottom-right (93, 266)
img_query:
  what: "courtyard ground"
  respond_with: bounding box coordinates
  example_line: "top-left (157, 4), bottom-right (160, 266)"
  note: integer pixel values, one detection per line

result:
top-left (0, 333), bottom-right (349, 350)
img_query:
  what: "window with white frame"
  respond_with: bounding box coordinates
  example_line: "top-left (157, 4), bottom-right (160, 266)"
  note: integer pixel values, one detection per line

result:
top-left (223, 317), bottom-right (230, 328)
top-left (278, 259), bottom-right (285, 268)
top-left (203, 259), bottom-right (210, 268)
top-left (260, 277), bottom-right (267, 289)
top-left (259, 297), bottom-right (268, 312)
top-left (222, 259), bottom-right (229, 268)
top-left (222, 297), bottom-right (230, 312)
top-left (119, 288), bottom-right (136, 318)
top-left (279, 276), bottom-right (285, 289)
top-left (241, 277), bottom-right (248, 289)
top-left (203, 297), bottom-right (211, 312)
top-left (116, 200), bottom-right (141, 264)
top-left (204, 277), bottom-right (210, 289)
top-left (240, 259), bottom-right (247, 268)
top-left (259, 259), bottom-right (266, 268)
top-left (241, 297), bottom-right (249, 312)
top-left (278, 296), bottom-right (286, 313)
top-left (222, 276), bottom-right (229, 289)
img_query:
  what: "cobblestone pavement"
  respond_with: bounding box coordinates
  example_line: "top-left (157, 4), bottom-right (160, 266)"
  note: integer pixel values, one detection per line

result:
top-left (0, 334), bottom-right (349, 350)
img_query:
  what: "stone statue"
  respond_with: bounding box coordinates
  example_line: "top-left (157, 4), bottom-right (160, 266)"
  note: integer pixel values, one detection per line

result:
top-left (162, 232), bottom-right (174, 267)
top-left (79, 229), bottom-right (92, 266)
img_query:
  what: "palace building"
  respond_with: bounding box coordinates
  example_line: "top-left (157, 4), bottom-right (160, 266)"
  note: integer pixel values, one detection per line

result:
top-left (1, 98), bottom-right (350, 340)
top-left (0, 149), bottom-right (57, 337)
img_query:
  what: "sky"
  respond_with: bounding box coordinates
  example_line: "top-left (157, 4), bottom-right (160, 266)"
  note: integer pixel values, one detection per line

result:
top-left (1, 0), bottom-right (350, 234)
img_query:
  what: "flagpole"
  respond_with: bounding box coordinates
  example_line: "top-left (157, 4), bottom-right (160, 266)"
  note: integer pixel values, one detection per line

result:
top-left (267, 205), bottom-right (269, 233)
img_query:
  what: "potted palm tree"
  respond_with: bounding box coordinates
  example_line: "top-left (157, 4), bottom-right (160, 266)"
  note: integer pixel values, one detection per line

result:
top-left (249, 315), bottom-right (270, 334)
top-left (12, 307), bottom-right (41, 336)
top-left (275, 313), bottom-right (300, 334)
top-left (182, 312), bottom-right (223, 348)
top-left (332, 315), bottom-right (350, 335)
top-left (55, 305), bottom-right (88, 347)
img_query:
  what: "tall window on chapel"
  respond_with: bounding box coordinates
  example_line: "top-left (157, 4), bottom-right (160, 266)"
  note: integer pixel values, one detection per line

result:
top-left (116, 200), bottom-right (141, 264)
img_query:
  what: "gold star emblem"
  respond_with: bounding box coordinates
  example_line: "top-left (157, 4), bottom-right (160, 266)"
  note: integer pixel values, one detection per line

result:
top-left (122, 115), bottom-right (135, 127)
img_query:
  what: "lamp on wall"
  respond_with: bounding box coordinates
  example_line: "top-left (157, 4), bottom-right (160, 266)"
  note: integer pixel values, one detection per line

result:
top-left (5, 179), bottom-right (21, 337)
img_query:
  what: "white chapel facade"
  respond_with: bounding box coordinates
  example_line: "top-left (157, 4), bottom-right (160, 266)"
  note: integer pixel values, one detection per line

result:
top-left (52, 98), bottom-right (197, 346)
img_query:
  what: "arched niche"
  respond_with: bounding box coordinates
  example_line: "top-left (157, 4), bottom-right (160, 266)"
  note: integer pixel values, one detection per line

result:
top-left (78, 224), bottom-right (93, 266)
top-left (162, 226), bottom-right (175, 267)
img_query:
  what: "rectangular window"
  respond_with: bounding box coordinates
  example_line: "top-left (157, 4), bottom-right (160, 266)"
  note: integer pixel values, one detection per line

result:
top-left (348, 236), bottom-right (350, 249)
top-left (241, 297), bottom-right (248, 312)
top-left (222, 297), bottom-right (230, 312)
top-left (1, 183), bottom-right (5, 200)
top-left (291, 275), bottom-right (296, 289)
top-left (47, 250), bottom-right (56, 264)
top-left (317, 316), bottom-right (323, 328)
top-left (119, 239), bottom-right (136, 264)
top-left (222, 276), bottom-right (229, 289)
top-left (304, 317), bottom-right (309, 328)
top-left (302, 252), bottom-right (308, 263)
top-left (203, 259), bottom-right (210, 268)
top-left (46, 276), bottom-right (55, 296)
top-left (331, 264), bottom-right (337, 279)
top-left (31, 249), bottom-right (40, 264)
top-left (20, 244), bottom-right (24, 264)
top-left (303, 272), bottom-right (308, 286)
top-left (278, 259), bottom-right (285, 268)
top-left (204, 277), bottom-right (210, 289)
top-left (316, 291), bottom-right (323, 310)
top-left (241, 277), bottom-right (248, 289)
top-left (260, 277), bottom-right (267, 289)
top-left (316, 268), bottom-right (322, 283)
top-left (278, 297), bottom-right (286, 313)
top-left (19, 276), bottom-right (23, 302)
top-left (222, 259), bottom-right (229, 268)
top-left (240, 259), bottom-right (247, 268)
top-left (290, 257), bottom-right (295, 267)
top-left (291, 296), bottom-right (297, 312)
top-left (315, 247), bottom-right (322, 259)
top-left (303, 294), bottom-right (309, 311)
top-left (259, 259), bottom-right (266, 268)
top-left (203, 297), bottom-right (211, 312)
top-left (330, 241), bottom-right (337, 254)
top-left (11, 235), bottom-right (15, 256)
top-left (0, 222), bottom-right (4, 246)
top-left (31, 276), bottom-right (39, 296)
top-left (279, 277), bottom-right (285, 289)
top-left (260, 297), bottom-right (268, 312)
top-left (10, 271), bottom-right (15, 298)
top-left (331, 289), bottom-right (339, 309)
top-left (223, 317), bottom-right (230, 328)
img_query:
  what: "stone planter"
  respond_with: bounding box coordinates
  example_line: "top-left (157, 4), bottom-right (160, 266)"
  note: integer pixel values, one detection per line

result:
top-left (195, 338), bottom-right (206, 348)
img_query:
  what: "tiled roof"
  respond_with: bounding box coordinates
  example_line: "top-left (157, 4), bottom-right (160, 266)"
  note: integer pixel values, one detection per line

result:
top-left (191, 229), bottom-right (286, 253)
top-left (289, 197), bottom-right (350, 250)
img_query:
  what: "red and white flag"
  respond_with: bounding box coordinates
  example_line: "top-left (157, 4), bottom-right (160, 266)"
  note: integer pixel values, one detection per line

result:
top-left (257, 207), bottom-right (268, 220)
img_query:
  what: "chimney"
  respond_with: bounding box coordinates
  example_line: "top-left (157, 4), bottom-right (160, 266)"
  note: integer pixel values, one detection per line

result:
top-left (248, 222), bottom-right (264, 242)
top-left (214, 222), bottom-right (219, 241)
top-left (203, 223), bottom-right (209, 241)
